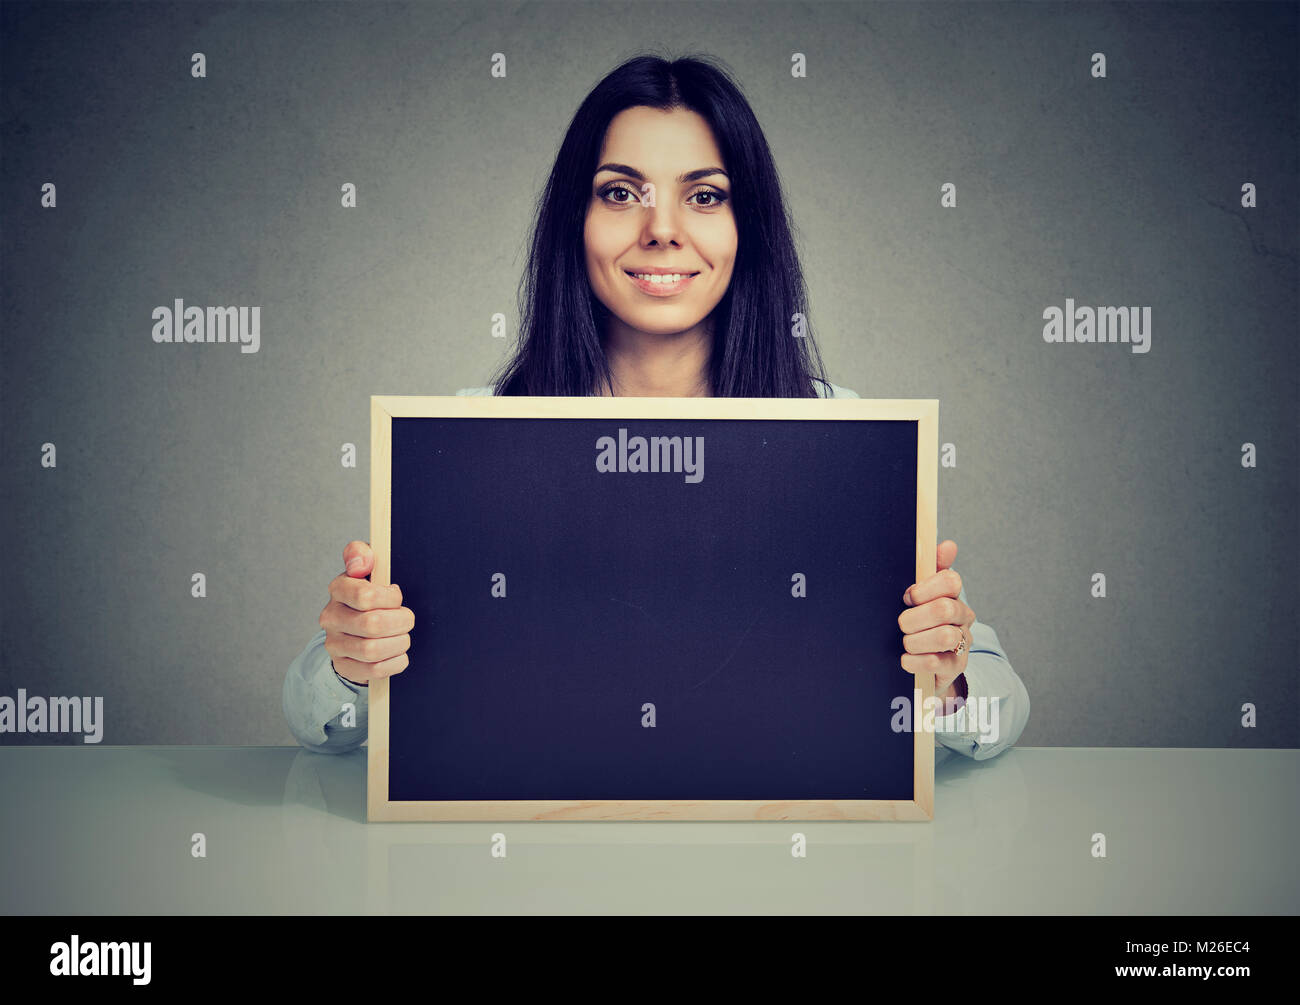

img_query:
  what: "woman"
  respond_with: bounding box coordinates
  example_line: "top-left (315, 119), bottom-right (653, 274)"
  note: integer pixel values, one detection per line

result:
top-left (284, 53), bottom-right (1029, 764)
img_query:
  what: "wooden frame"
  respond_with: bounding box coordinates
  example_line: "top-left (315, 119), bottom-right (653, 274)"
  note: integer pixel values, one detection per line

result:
top-left (367, 395), bottom-right (938, 822)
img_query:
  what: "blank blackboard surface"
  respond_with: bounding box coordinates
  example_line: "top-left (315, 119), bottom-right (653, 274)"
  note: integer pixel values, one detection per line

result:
top-left (368, 396), bottom-right (937, 822)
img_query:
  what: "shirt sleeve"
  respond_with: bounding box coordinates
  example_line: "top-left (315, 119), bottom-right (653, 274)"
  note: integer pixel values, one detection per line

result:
top-left (282, 627), bottom-right (370, 753)
top-left (930, 584), bottom-right (1030, 761)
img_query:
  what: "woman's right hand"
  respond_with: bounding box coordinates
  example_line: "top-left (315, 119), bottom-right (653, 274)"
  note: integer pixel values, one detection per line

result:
top-left (318, 540), bottom-right (415, 686)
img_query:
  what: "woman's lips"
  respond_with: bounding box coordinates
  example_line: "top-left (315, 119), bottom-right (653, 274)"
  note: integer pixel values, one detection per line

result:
top-left (624, 270), bottom-right (699, 296)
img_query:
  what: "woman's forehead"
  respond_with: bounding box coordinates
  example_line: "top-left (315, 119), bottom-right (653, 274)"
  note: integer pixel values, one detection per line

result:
top-left (598, 106), bottom-right (725, 171)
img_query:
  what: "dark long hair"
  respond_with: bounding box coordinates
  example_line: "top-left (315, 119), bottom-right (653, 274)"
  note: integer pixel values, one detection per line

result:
top-left (490, 52), bottom-right (833, 398)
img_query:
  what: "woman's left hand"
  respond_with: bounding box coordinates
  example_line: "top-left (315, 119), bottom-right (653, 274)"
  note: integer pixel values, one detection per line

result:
top-left (899, 539), bottom-right (975, 700)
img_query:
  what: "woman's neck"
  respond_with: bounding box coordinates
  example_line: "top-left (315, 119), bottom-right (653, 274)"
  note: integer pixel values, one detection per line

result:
top-left (601, 319), bottom-right (713, 397)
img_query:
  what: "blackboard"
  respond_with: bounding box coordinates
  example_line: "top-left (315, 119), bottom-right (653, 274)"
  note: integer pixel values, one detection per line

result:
top-left (367, 395), bottom-right (938, 821)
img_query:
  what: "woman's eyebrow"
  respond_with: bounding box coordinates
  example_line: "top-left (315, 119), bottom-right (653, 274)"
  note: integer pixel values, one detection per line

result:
top-left (593, 163), bottom-right (728, 184)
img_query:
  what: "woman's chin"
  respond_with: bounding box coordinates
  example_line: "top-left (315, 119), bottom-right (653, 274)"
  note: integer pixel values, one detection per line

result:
top-left (620, 312), bottom-right (706, 337)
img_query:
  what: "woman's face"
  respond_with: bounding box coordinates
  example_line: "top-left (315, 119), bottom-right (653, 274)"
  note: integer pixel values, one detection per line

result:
top-left (584, 105), bottom-right (737, 338)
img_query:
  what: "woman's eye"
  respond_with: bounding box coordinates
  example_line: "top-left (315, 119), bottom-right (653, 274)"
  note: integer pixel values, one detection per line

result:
top-left (691, 189), bottom-right (727, 208)
top-left (599, 183), bottom-right (639, 204)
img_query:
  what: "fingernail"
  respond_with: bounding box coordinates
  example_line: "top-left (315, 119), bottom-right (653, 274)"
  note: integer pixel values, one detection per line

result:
top-left (346, 556), bottom-right (365, 572)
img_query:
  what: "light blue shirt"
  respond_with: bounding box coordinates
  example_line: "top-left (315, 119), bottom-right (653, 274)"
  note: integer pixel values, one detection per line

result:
top-left (284, 382), bottom-right (1030, 766)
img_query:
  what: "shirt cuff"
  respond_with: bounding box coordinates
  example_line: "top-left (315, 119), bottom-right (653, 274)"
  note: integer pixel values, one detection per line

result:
top-left (332, 662), bottom-right (366, 691)
top-left (932, 670), bottom-right (980, 736)
top-left (311, 649), bottom-right (364, 716)
top-left (931, 672), bottom-right (968, 720)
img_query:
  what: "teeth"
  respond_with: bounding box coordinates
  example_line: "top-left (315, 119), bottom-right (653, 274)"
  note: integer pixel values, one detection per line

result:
top-left (632, 273), bottom-right (690, 283)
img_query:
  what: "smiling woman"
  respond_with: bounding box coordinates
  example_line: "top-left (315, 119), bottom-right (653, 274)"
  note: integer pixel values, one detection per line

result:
top-left (283, 52), bottom-right (1031, 771)
top-left (488, 53), bottom-right (834, 398)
